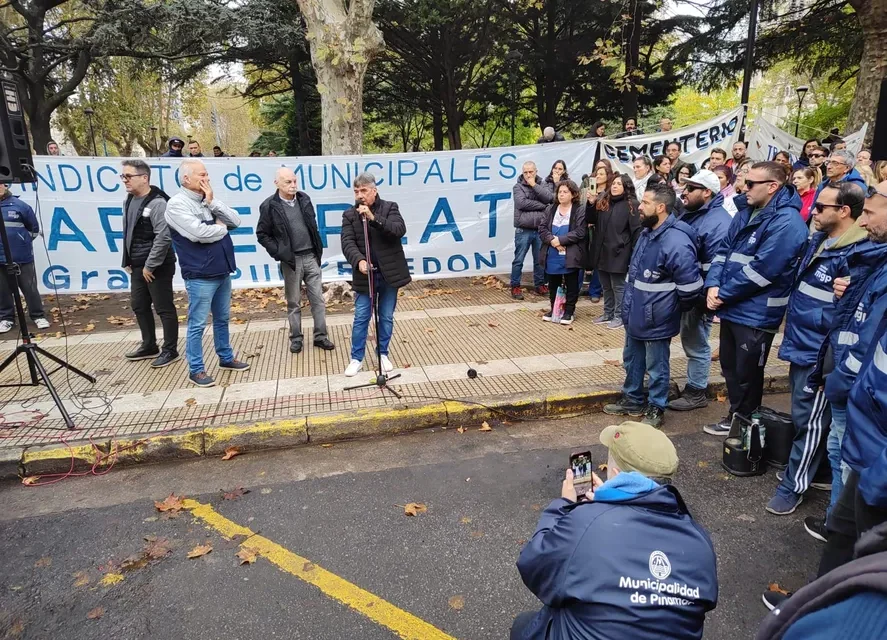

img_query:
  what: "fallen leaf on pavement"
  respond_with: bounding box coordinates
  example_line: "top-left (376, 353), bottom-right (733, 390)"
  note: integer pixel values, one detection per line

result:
top-left (768, 582), bottom-right (790, 595)
top-left (184, 397), bottom-right (197, 406)
top-left (236, 548), bottom-right (258, 565)
top-left (456, 426), bottom-right (466, 434)
top-left (100, 572), bottom-right (124, 586)
top-left (187, 544), bottom-right (213, 559)
top-left (479, 421), bottom-right (492, 432)
top-left (222, 447), bottom-right (240, 461)
top-left (82, 323), bottom-right (96, 332)
top-left (154, 494), bottom-right (185, 513)
top-left (143, 536), bottom-right (171, 559)
top-left (598, 463), bottom-right (608, 472)
top-left (697, 461), bottom-right (710, 468)
top-left (260, 487), bottom-right (273, 494)
top-left (7, 620), bottom-right (24, 635)
top-left (488, 322), bottom-right (500, 328)
top-left (424, 327), bottom-right (435, 333)
top-left (87, 607), bottom-right (104, 620)
top-left (222, 487), bottom-right (250, 501)
top-left (34, 557), bottom-right (51, 568)
top-left (73, 571), bottom-right (90, 587)
top-left (321, 444), bottom-right (333, 448)
top-left (21, 476), bottom-right (40, 485)
top-left (403, 362), bottom-right (412, 368)
top-left (120, 555), bottom-right (149, 572)
top-left (448, 595), bottom-right (465, 611)
top-left (403, 502), bottom-right (428, 517)
top-left (467, 321), bottom-right (480, 327)
top-left (604, 359), bottom-right (620, 366)
top-left (460, 517), bottom-right (472, 524)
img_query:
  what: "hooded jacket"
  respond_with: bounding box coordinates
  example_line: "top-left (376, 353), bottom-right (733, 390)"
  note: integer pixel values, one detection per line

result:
top-left (160, 137), bottom-right (185, 158)
top-left (0, 192), bottom-right (39, 264)
top-left (538, 202), bottom-right (587, 272)
top-left (704, 187), bottom-right (809, 331)
top-left (814, 168), bottom-right (868, 201)
top-left (677, 192), bottom-right (732, 279)
top-left (585, 193), bottom-right (641, 274)
top-left (779, 222), bottom-right (870, 366)
top-left (516, 474), bottom-right (718, 640)
top-left (513, 175), bottom-right (554, 231)
top-left (622, 214), bottom-right (702, 340)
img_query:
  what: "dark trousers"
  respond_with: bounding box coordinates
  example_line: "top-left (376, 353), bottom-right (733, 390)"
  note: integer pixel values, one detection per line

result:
top-left (718, 319), bottom-right (775, 418)
top-left (0, 261), bottom-right (45, 322)
top-left (130, 261), bottom-right (178, 353)
top-left (547, 270), bottom-right (580, 314)
top-left (819, 470), bottom-right (887, 577)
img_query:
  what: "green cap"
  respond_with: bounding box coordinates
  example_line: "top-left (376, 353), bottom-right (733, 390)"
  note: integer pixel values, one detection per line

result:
top-left (600, 421), bottom-right (679, 479)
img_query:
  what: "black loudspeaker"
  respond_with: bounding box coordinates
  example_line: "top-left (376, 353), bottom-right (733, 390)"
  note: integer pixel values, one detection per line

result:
top-left (873, 78), bottom-right (887, 162)
top-left (758, 406), bottom-right (793, 469)
top-left (0, 75), bottom-right (35, 184)
top-left (722, 413), bottom-right (768, 477)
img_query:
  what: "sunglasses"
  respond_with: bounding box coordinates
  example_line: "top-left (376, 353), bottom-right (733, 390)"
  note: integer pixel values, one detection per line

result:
top-left (809, 154), bottom-right (825, 159)
top-left (867, 185), bottom-right (887, 199)
top-left (744, 179), bottom-right (777, 188)
top-left (813, 202), bottom-right (843, 213)
top-left (683, 185), bottom-right (703, 193)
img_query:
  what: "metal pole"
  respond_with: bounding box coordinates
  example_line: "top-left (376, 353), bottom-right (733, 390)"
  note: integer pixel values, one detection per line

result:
top-left (795, 96), bottom-right (802, 138)
top-left (84, 108), bottom-right (98, 156)
top-left (510, 78), bottom-right (516, 146)
top-left (739, 0), bottom-right (760, 107)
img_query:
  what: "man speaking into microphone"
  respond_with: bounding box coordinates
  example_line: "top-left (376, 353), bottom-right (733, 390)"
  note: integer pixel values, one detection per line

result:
top-left (341, 172), bottom-right (411, 377)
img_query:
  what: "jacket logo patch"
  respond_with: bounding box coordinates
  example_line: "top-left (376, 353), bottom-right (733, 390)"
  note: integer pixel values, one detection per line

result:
top-left (748, 232), bottom-right (757, 245)
top-left (814, 264), bottom-right (832, 284)
top-left (855, 301), bottom-right (867, 324)
top-left (649, 551), bottom-right (671, 580)
top-left (643, 269), bottom-right (652, 278)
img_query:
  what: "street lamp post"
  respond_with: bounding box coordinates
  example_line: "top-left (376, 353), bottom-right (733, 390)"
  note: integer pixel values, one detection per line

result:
top-left (794, 85), bottom-right (809, 138)
top-left (150, 126), bottom-right (159, 157)
top-left (505, 50), bottom-right (522, 146)
top-left (83, 108), bottom-right (98, 156)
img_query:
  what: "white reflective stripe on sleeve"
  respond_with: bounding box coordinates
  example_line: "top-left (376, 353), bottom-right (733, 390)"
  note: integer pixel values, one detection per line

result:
top-left (742, 264), bottom-right (772, 287)
top-left (766, 296), bottom-right (790, 307)
top-left (728, 252), bottom-right (754, 265)
top-left (701, 263), bottom-right (711, 272)
top-left (676, 278), bottom-right (704, 292)
top-left (633, 280), bottom-right (677, 292)
top-left (837, 331), bottom-right (859, 346)
top-left (4, 221), bottom-right (25, 228)
top-left (845, 353), bottom-right (862, 374)
top-left (711, 255), bottom-right (727, 264)
top-left (797, 281), bottom-right (834, 303)
top-left (875, 342), bottom-right (887, 375)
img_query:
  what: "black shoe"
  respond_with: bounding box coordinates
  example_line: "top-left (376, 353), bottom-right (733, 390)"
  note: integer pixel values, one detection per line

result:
top-left (188, 371), bottom-right (215, 387)
top-left (125, 344), bottom-right (160, 361)
top-left (219, 359), bottom-right (250, 371)
top-left (703, 417), bottom-right (731, 436)
top-left (559, 313), bottom-right (574, 325)
top-left (603, 396), bottom-right (645, 417)
top-left (314, 338), bottom-right (335, 351)
top-left (667, 386), bottom-right (709, 411)
top-left (804, 516), bottom-right (829, 542)
top-left (762, 590), bottom-right (791, 612)
top-left (642, 405), bottom-right (665, 428)
top-left (290, 342), bottom-right (303, 354)
top-left (150, 351), bottom-right (180, 368)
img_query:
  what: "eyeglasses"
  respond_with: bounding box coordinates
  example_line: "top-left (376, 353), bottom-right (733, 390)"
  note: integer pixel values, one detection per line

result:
top-left (813, 202), bottom-right (844, 213)
top-left (120, 174), bottom-right (147, 181)
top-left (866, 185), bottom-right (887, 199)
top-left (744, 179), bottom-right (777, 188)
top-left (825, 160), bottom-right (847, 166)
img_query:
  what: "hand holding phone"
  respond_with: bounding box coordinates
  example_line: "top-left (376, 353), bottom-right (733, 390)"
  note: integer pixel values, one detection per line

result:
top-left (569, 451), bottom-right (593, 500)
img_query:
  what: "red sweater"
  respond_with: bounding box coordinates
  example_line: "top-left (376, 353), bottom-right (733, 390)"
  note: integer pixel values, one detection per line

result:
top-left (799, 189), bottom-right (815, 222)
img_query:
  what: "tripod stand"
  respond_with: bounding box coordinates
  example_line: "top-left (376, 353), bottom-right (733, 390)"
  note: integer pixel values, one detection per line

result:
top-left (344, 209), bottom-right (402, 399)
top-left (0, 195), bottom-right (96, 429)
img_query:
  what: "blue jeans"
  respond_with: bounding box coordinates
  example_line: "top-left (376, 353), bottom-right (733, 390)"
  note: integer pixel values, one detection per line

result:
top-left (184, 277), bottom-right (234, 374)
top-left (827, 403), bottom-right (848, 512)
top-left (680, 307), bottom-right (713, 391)
top-left (510, 229), bottom-right (544, 288)
top-left (622, 335), bottom-right (672, 410)
top-left (776, 363), bottom-right (831, 501)
top-left (587, 270), bottom-right (602, 298)
top-left (351, 273), bottom-right (399, 362)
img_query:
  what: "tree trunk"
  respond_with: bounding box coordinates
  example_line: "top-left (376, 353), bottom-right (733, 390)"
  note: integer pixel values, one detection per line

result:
top-left (847, 0), bottom-right (886, 138)
top-left (621, 0), bottom-right (642, 123)
top-left (28, 106), bottom-right (54, 155)
top-left (296, 0), bottom-right (385, 155)
top-left (543, 0), bottom-right (557, 128)
top-left (290, 57), bottom-right (312, 155)
top-left (431, 75), bottom-right (445, 150)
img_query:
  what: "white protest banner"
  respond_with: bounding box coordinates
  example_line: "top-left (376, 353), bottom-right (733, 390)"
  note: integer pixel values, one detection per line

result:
top-left (10, 140), bottom-right (597, 293)
top-left (747, 117), bottom-right (868, 164)
top-left (599, 107), bottom-right (745, 174)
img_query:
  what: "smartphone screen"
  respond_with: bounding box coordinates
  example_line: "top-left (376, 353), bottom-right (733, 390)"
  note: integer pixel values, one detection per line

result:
top-left (569, 450), bottom-right (593, 499)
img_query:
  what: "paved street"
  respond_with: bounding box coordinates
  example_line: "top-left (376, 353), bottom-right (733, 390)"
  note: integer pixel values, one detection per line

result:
top-left (0, 393), bottom-right (825, 640)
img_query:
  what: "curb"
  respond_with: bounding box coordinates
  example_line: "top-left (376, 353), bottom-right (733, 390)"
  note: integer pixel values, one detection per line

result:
top-left (6, 371), bottom-right (791, 479)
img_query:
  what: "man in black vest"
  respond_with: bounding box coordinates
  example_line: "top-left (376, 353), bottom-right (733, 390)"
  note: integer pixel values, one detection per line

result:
top-left (257, 167), bottom-right (334, 354)
top-left (120, 159), bottom-right (179, 368)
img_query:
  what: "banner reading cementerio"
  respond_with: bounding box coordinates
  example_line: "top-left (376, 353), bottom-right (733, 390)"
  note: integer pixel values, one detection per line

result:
top-left (10, 141), bottom-right (597, 293)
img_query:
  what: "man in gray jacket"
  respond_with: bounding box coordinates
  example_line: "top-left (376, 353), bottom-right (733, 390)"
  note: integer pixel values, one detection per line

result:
top-left (120, 159), bottom-right (179, 368)
top-left (510, 161), bottom-right (553, 299)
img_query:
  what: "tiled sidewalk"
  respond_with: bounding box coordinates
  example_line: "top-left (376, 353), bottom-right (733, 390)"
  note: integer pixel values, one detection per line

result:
top-left (0, 279), bottom-right (787, 449)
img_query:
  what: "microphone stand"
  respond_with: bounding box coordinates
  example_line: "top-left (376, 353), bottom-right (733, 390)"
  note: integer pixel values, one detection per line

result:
top-left (344, 206), bottom-right (402, 398)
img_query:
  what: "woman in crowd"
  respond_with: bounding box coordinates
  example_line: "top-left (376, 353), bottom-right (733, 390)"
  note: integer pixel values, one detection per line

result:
top-left (631, 155), bottom-right (661, 197)
top-left (713, 165), bottom-right (738, 216)
top-left (875, 160), bottom-right (887, 184)
top-left (857, 163), bottom-right (876, 187)
top-left (673, 164), bottom-right (692, 194)
top-left (653, 155), bottom-right (672, 183)
top-left (585, 121), bottom-right (606, 138)
top-left (792, 167), bottom-right (818, 223)
top-left (580, 162), bottom-right (614, 303)
top-left (586, 173), bottom-right (640, 330)
top-left (734, 159), bottom-right (753, 195)
top-left (793, 138), bottom-right (821, 170)
top-left (539, 180), bottom-right (587, 326)
top-left (775, 151), bottom-right (793, 178)
top-left (545, 160), bottom-right (568, 193)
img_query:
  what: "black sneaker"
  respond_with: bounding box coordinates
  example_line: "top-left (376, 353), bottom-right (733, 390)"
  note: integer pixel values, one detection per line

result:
top-left (560, 313), bottom-right (574, 325)
top-left (762, 589), bottom-right (791, 612)
top-left (219, 359), bottom-right (250, 371)
top-left (603, 396), bottom-right (645, 417)
top-left (667, 386), bottom-right (709, 411)
top-left (314, 338), bottom-right (335, 351)
top-left (125, 344), bottom-right (160, 361)
top-left (290, 342), bottom-right (303, 354)
top-left (703, 417), bottom-right (731, 436)
top-left (189, 371), bottom-right (215, 387)
top-left (150, 351), bottom-right (180, 368)
top-left (804, 516), bottom-right (829, 542)
top-left (642, 405), bottom-right (665, 428)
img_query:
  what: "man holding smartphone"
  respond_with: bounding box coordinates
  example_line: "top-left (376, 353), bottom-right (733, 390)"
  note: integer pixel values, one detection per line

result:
top-left (514, 421), bottom-right (718, 640)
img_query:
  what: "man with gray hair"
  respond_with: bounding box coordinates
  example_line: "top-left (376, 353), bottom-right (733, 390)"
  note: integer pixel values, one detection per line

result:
top-left (256, 167), bottom-right (334, 353)
top-left (165, 159), bottom-right (249, 387)
top-left (120, 159), bottom-right (178, 368)
top-left (815, 149), bottom-right (867, 200)
top-left (341, 172), bottom-right (410, 377)
top-left (537, 126), bottom-right (565, 144)
top-left (511, 161), bottom-right (552, 299)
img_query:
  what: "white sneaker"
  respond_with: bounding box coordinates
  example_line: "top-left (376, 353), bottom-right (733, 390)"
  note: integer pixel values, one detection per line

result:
top-left (344, 359), bottom-right (362, 377)
top-left (35, 318), bottom-right (50, 329)
top-left (0, 320), bottom-right (13, 333)
top-left (380, 355), bottom-right (395, 373)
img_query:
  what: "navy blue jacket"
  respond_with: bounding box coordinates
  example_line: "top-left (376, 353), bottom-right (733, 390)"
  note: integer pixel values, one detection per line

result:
top-left (0, 193), bottom-right (39, 264)
top-left (819, 255), bottom-right (887, 407)
top-left (622, 214), bottom-right (702, 340)
top-left (516, 480), bottom-right (718, 640)
top-left (814, 168), bottom-right (868, 201)
top-left (779, 223), bottom-right (870, 366)
top-left (164, 190), bottom-right (241, 280)
top-left (160, 137), bottom-right (185, 158)
top-left (704, 187), bottom-right (808, 331)
top-left (844, 317), bottom-right (887, 508)
top-left (678, 192), bottom-right (732, 280)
